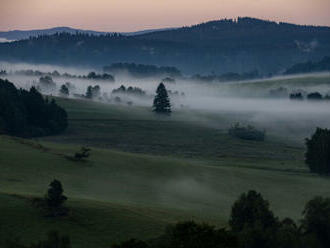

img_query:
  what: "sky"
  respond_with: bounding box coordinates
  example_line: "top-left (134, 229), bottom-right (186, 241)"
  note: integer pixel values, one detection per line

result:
top-left (1, 0), bottom-right (330, 32)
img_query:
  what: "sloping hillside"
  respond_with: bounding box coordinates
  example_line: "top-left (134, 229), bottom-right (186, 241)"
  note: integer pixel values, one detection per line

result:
top-left (1, 17), bottom-right (329, 74)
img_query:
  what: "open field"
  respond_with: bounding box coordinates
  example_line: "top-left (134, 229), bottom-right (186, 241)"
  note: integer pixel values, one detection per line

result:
top-left (1, 74), bottom-right (330, 247)
top-left (1, 94), bottom-right (330, 246)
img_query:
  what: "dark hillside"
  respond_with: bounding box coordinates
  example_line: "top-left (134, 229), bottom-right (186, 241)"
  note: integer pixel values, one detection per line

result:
top-left (1, 17), bottom-right (329, 74)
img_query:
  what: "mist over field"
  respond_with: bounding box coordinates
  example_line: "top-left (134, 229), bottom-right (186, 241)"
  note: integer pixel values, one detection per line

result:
top-left (2, 62), bottom-right (330, 143)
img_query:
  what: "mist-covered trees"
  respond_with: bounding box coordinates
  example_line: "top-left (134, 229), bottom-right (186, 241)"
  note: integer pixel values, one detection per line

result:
top-left (153, 83), bottom-right (171, 114)
top-left (305, 128), bottom-right (330, 175)
top-left (59, 84), bottom-right (69, 96)
top-left (228, 123), bottom-right (265, 141)
top-left (290, 92), bottom-right (304, 100)
top-left (39, 75), bottom-right (56, 90)
top-left (86, 72), bottom-right (115, 82)
top-left (46, 179), bottom-right (68, 216)
top-left (112, 85), bottom-right (146, 96)
top-left (86, 85), bottom-right (101, 99)
top-left (0, 79), bottom-right (68, 137)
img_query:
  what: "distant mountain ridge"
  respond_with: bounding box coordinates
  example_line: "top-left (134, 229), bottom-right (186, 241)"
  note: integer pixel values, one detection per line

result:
top-left (0, 26), bottom-right (175, 41)
top-left (1, 17), bottom-right (330, 75)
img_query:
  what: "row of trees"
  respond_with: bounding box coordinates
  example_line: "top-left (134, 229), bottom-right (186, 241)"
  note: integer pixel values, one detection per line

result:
top-left (228, 123), bottom-right (266, 141)
top-left (113, 190), bottom-right (330, 248)
top-left (290, 91), bottom-right (330, 101)
top-left (6, 186), bottom-right (330, 248)
top-left (0, 79), bottom-right (68, 137)
top-left (104, 63), bottom-right (182, 78)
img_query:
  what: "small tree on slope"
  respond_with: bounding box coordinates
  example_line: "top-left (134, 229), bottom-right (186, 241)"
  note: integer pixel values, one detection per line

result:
top-left (153, 82), bottom-right (171, 114)
top-left (46, 179), bottom-right (68, 216)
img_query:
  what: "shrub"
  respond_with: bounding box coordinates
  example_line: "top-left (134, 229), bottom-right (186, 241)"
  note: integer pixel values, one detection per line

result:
top-left (228, 123), bottom-right (265, 141)
top-left (74, 147), bottom-right (91, 161)
top-left (307, 92), bottom-right (323, 100)
top-left (290, 92), bottom-right (304, 100)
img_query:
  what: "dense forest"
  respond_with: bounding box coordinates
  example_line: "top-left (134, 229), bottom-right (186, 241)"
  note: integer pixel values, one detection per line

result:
top-left (1, 17), bottom-right (330, 74)
top-left (0, 79), bottom-right (67, 137)
top-left (104, 63), bottom-right (181, 78)
top-left (284, 56), bottom-right (330, 74)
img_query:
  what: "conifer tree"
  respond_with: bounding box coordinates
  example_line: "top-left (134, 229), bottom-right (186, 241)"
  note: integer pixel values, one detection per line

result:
top-left (153, 82), bottom-right (171, 114)
top-left (305, 128), bottom-right (330, 175)
top-left (46, 179), bottom-right (67, 216)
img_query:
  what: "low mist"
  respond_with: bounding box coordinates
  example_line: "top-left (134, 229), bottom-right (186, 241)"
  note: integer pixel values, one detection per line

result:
top-left (1, 62), bottom-right (330, 143)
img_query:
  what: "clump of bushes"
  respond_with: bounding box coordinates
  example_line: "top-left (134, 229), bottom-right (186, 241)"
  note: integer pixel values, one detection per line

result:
top-left (290, 92), bottom-right (304, 100)
top-left (307, 92), bottom-right (323, 100)
top-left (74, 147), bottom-right (91, 161)
top-left (228, 123), bottom-right (265, 141)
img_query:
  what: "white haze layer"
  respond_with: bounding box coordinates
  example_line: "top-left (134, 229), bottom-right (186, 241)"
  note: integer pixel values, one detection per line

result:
top-left (1, 62), bottom-right (330, 142)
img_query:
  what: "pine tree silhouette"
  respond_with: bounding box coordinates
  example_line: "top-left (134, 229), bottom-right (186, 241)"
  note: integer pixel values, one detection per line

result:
top-left (153, 83), bottom-right (171, 114)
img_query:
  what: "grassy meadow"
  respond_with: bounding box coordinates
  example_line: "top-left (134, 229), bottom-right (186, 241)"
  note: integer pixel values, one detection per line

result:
top-left (1, 75), bottom-right (330, 247)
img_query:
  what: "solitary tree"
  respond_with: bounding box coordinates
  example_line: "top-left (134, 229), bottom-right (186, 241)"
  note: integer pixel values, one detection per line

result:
top-left (305, 128), bottom-right (330, 175)
top-left (46, 179), bottom-right (67, 216)
top-left (229, 190), bottom-right (277, 232)
top-left (153, 82), bottom-right (171, 114)
top-left (59, 84), bottom-right (69, 96)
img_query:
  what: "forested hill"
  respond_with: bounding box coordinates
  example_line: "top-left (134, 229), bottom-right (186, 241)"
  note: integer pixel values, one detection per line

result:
top-left (1, 17), bottom-right (330, 75)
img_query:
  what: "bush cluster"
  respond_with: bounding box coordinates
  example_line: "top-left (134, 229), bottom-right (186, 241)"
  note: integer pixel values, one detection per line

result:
top-left (228, 123), bottom-right (265, 141)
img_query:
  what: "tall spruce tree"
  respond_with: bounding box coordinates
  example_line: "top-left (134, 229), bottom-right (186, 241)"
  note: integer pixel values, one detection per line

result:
top-left (153, 83), bottom-right (171, 114)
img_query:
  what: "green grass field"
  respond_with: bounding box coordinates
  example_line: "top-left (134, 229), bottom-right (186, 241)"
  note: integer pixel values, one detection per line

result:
top-left (1, 84), bottom-right (330, 247)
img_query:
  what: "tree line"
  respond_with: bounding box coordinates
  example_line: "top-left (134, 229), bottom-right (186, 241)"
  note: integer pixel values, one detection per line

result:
top-left (0, 79), bottom-right (68, 137)
top-left (5, 187), bottom-right (330, 248)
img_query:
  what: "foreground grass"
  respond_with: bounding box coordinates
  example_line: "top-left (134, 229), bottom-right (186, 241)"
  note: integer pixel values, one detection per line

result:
top-left (0, 193), bottom-right (173, 248)
top-left (1, 133), bottom-right (330, 247)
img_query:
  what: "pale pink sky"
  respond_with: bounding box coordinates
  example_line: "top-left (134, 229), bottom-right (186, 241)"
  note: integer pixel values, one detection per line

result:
top-left (1, 0), bottom-right (330, 31)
